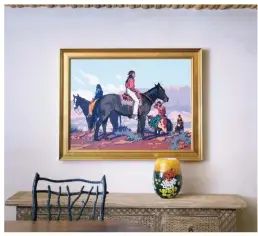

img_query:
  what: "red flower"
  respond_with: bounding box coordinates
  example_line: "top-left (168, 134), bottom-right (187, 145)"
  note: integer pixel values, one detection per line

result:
top-left (163, 168), bottom-right (176, 181)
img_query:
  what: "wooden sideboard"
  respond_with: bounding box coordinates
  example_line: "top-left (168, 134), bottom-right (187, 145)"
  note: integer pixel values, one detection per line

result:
top-left (5, 191), bottom-right (247, 232)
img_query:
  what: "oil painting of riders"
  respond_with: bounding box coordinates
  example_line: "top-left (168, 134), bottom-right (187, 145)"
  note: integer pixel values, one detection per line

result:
top-left (70, 59), bottom-right (192, 151)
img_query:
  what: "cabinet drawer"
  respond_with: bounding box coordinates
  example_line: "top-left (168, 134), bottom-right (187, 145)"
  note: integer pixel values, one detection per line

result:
top-left (161, 215), bottom-right (220, 232)
top-left (104, 215), bottom-right (156, 232)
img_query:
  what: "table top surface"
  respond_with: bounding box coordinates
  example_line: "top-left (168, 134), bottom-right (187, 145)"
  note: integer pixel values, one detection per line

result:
top-left (5, 220), bottom-right (150, 232)
top-left (5, 191), bottom-right (247, 209)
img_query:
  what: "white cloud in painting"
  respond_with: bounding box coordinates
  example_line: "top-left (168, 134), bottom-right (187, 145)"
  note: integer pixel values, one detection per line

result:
top-left (76, 70), bottom-right (125, 94)
top-left (71, 89), bottom-right (94, 101)
top-left (80, 70), bottom-right (100, 85)
top-left (72, 76), bottom-right (86, 85)
top-left (102, 84), bottom-right (124, 94)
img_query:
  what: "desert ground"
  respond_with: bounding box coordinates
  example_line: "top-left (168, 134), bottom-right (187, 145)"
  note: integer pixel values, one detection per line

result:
top-left (70, 129), bottom-right (191, 151)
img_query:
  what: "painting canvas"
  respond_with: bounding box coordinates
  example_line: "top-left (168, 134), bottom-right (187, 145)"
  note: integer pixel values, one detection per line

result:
top-left (60, 49), bottom-right (202, 160)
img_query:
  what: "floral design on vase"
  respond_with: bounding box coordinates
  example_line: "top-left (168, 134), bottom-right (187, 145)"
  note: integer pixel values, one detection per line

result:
top-left (153, 158), bottom-right (182, 198)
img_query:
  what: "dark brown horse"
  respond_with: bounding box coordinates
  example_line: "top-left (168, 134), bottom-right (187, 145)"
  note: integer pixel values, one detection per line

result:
top-left (92, 83), bottom-right (169, 141)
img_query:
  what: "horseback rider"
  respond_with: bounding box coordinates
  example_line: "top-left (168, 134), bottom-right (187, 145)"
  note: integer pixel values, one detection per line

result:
top-left (154, 101), bottom-right (167, 117)
top-left (176, 114), bottom-right (184, 132)
top-left (125, 70), bottom-right (141, 120)
top-left (149, 100), bottom-right (167, 133)
top-left (177, 114), bottom-right (183, 126)
top-left (88, 84), bottom-right (104, 117)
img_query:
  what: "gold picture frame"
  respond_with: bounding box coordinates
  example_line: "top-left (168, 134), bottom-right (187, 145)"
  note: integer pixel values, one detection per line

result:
top-left (60, 48), bottom-right (202, 161)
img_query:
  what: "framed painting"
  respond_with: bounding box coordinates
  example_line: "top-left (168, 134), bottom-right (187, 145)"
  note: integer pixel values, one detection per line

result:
top-left (59, 48), bottom-right (202, 161)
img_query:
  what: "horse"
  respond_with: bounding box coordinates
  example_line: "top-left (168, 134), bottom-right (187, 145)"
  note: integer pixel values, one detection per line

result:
top-left (92, 83), bottom-right (169, 141)
top-left (72, 94), bottom-right (120, 133)
top-left (147, 115), bottom-right (173, 135)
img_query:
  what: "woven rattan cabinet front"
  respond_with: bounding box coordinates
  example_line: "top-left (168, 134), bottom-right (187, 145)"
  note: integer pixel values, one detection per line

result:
top-left (6, 192), bottom-right (245, 232)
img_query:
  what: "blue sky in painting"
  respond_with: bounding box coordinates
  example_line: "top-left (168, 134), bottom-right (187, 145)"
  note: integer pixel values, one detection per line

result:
top-left (70, 59), bottom-right (191, 100)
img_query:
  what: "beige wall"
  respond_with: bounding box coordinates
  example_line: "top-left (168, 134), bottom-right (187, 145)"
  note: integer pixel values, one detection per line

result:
top-left (4, 7), bottom-right (257, 231)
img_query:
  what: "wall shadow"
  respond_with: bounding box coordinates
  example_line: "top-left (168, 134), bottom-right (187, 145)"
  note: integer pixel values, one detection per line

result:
top-left (236, 196), bottom-right (257, 232)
